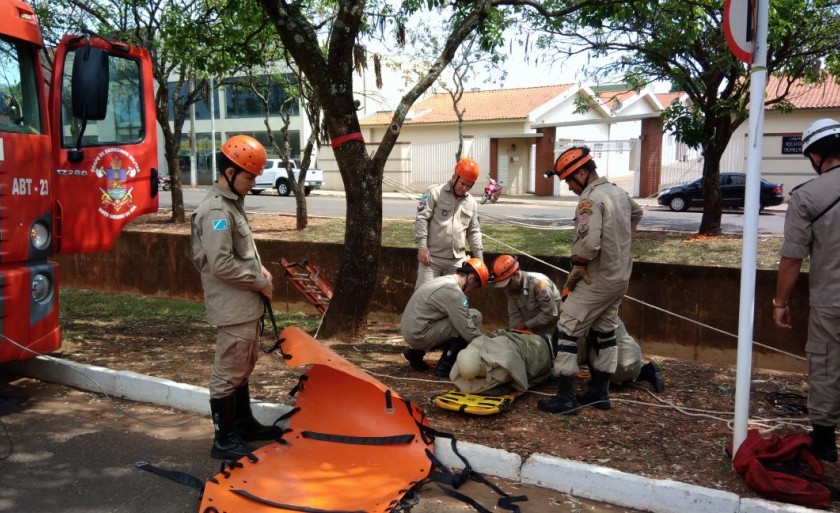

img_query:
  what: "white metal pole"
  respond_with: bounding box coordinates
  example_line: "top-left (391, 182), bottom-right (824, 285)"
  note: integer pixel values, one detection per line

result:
top-left (189, 79), bottom-right (198, 188)
top-left (732, 0), bottom-right (769, 457)
top-left (210, 77), bottom-right (217, 183)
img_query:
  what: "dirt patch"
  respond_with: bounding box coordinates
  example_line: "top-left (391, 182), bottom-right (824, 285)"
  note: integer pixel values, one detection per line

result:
top-left (81, 212), bottom-right (835, 509)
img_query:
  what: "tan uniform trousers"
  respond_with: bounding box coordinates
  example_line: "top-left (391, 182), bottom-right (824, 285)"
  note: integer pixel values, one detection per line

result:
top-left (552, 284), bottom-right (625, 378)
top-left (209, 318), bottom-right (261, 398)
top-left (807, 307), bottom-right (840, 426)
top-left (576, 320), bottom-right (642, 384)
top-left (406, 309), bottom-right (483, 351)
top-left (415, 255), bottom-right (465, 290)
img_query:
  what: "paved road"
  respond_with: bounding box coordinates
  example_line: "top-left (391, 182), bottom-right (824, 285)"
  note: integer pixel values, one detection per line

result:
top-left (160, 188), bottom-right (787, 235)
top-left (0, 373), bottom-right (645, 513)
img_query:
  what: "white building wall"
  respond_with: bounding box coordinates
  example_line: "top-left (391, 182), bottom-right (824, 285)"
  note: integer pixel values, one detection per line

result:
top-left (734, 109), bottom-right (840, 193)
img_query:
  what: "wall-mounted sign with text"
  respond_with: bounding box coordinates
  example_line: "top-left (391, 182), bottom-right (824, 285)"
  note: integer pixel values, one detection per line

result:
top-left (782, 136), bottom-right (802, 155)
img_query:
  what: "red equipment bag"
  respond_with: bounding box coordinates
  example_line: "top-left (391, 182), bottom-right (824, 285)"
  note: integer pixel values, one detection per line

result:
top-left (730, 429), bottom-right (833, 509)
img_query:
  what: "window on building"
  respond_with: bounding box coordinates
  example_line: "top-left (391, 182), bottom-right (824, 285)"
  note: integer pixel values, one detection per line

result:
top-left (251, 130), bottom-right (302, 160)
top-left (166, 81), bottom-right (220, 120)
top-left (177, 132), bottom-right (223, 174)
top-left (224, 75), bottom-right (300, 118)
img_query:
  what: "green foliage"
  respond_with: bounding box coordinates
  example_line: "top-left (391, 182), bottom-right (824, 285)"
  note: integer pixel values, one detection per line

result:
top-left (661, 103), bottom-right (706, 150)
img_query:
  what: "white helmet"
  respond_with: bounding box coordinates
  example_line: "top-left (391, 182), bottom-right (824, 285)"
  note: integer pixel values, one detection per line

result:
top-left (802, 118), bottom-right (840, 156)
top-left (455, 345), bottom-right (483, 380)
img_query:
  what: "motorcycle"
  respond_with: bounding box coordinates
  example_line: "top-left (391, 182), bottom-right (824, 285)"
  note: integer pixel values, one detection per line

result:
top-left (160, 175), bottom-right (172, 191)
top-left (479, 177), bottom-right (502, 204)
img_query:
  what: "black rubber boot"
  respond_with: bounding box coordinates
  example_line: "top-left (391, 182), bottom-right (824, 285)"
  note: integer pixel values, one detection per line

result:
top-left (636, 361), bottom-right (666, 393)
top-left (810, 424), bottom-right (838, 462)
top-left (576, 369), bottom-right (613, 410)
top-left (234, 382), bottom-right (284, 442)
top-left (209, 393), bottom-right (254, 460)
top-left (434, 337), bottom-right (468, 378)
top-left (403, 348), bottom-right (430, 371)
top-left (537, 375), bottom-right (578, 415)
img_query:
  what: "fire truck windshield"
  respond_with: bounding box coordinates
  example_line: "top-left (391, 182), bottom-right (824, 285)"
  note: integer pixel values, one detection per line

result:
top-left (0, 36), bottom-right (42, 134)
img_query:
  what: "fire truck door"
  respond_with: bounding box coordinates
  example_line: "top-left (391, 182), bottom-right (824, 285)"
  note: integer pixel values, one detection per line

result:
top-left (50, 35), bottom-right (159, 255)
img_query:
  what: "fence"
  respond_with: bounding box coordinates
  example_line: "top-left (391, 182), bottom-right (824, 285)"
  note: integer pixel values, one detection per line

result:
top-left (659, 133), bottom-right (748, 189)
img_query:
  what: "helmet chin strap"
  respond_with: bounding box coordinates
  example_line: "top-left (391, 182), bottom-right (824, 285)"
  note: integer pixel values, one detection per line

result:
top-left (569, 170), bottom-right (591, 191)
top-left (222, 168), bottom-right (245, 198)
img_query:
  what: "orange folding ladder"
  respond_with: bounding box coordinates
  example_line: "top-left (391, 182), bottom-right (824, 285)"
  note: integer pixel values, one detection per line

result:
top-left (279, 257), bottom-right (333, 314)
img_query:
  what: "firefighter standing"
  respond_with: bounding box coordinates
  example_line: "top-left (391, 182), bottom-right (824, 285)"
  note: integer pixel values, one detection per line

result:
top-left (491, 254), bottom-right (663, 392)
top-left (401, 258), bottom-right (489, 377)
top-left (414, 158), bottom-right (484, 289)
top-left (773, 118), bottom-right (840, 462)
top-left (538, 146), bottom-right (643, 414)
top-left (191, 135), bottom-right (282, 460)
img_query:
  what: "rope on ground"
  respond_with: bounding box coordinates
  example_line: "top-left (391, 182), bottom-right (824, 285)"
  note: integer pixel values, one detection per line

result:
top-left (363, 367), bottom-right (808, 432)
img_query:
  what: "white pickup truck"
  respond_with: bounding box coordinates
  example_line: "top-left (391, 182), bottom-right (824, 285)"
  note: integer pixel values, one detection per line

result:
top-left (251, 158), bottom-right (324, 196)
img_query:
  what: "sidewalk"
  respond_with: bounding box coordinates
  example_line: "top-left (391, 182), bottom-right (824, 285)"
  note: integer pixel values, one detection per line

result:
top-left (4, 356), bottom-right (818, 513)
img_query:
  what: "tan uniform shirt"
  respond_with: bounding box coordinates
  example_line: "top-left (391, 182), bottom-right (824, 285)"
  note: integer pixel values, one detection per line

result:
top-left (414, 183), bottom-right (483, 261)
top-left (400, 275), bottom-right (482, 344)
top-left (191, 185), bottom-right (269, 327)
top-left (570, 177), bottom-right (642, 292)
top-left (781, 169), bottom-right (840, 307)
top-left (506, 271), bottom-right (561, 337)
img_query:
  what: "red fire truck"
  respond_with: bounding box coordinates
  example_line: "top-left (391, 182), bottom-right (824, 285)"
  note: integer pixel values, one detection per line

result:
top-left (0, 0), bottom-right (159, 363)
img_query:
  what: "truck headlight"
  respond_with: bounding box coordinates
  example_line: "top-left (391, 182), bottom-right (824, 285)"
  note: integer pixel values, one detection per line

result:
top-left (30, 220), bottom-right (51, 250)
top-left (32, 273), bottom-right (54, 303)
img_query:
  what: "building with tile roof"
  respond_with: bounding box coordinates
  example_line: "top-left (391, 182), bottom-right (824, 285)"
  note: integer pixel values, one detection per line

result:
top-left (313, 76), bottom-right (840, 198)
top-left (318, 83), bottom-right (667, 196)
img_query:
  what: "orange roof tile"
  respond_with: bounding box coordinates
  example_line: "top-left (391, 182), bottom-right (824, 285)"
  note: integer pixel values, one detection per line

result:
top-left (766, 75), bottom-right (840, 109)
top-left (655, 92), bottom-right (683, 107)
top-left (595, 89), bottom-right (637, 110)
top-left (360, 84), bottom-right (576, 126)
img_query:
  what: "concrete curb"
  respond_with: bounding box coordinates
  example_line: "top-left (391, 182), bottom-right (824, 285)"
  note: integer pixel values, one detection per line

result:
top-left (4, 356), bottom-right (291, 425)
top-left (6, 356), bottom-right (820, 513)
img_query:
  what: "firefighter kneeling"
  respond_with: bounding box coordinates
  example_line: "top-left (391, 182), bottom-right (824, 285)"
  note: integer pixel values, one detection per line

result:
top-left (400, 258), bottom-right (489, 378)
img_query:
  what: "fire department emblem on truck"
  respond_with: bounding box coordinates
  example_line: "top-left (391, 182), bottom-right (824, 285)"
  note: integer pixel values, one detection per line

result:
top-left (92, 148), bottom-right (139, 219)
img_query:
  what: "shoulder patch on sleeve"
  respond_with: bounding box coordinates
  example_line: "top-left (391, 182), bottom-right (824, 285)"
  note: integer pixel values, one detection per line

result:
top-left (462, 298), bottom-right (470, 309)
top-left (212, 218), bottom-right (229, 231)
top-left (534, 282), bottom-right (551, 301)
top-left (577, 199), bottom-right (594, 216)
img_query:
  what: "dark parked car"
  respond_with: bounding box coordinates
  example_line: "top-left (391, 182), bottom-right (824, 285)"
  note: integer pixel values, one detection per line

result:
top-left (657, 172), bottom-right (784, 212)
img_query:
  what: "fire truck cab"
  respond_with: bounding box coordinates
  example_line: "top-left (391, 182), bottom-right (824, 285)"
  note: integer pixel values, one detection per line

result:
top-left (0, 0), bottom-right (159, 363)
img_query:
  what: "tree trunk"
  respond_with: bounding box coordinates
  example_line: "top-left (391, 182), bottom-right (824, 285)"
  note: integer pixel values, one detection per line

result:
top-left (698, 116), bottom-right (736, 235)
top-left (698, 150), bottom-right (723, 235)
top-left (317, 151), bottom-right (381, 341)
top-left (162, 125), bottom-right (187, 224)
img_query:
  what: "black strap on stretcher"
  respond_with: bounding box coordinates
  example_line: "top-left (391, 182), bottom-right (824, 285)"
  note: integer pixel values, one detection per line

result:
top-left (413, 423), bottom-right (528, 513)
top-left (135, 461), bottom-right (204, 493)
top-left (261, 296), bottom-right (291, 358)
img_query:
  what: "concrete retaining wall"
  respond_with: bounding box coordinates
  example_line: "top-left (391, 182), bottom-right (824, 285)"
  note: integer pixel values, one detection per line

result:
top-left (56, 230), bottom-right (809, 373)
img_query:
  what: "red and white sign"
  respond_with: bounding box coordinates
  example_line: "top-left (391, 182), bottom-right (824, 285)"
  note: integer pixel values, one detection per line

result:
top-left (724, 0), bottom-right (758, 63)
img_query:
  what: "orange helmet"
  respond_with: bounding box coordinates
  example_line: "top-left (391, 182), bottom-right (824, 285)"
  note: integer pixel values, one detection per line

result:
top-left (550, 146), bottom-right (592, 181)
top-left (221, 135), bottom-right (267, 176)
top-left (454, 158), bottom-right (480, 183)
top-left (491, 255), bottom-right (519, 288)
top-left (463, 257), bottom-right (489, 287)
